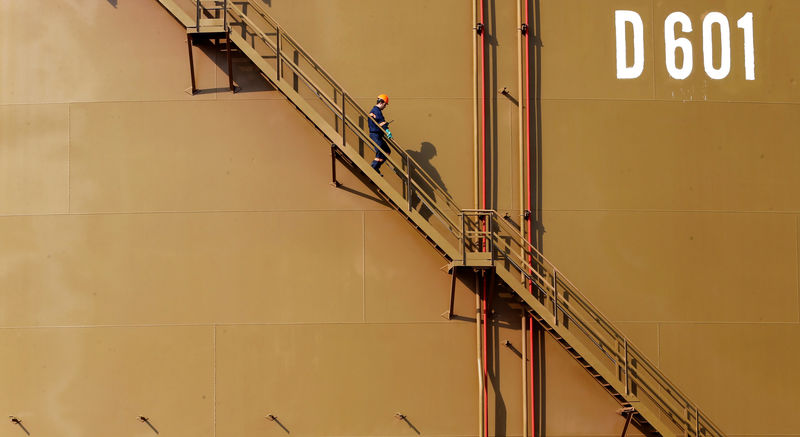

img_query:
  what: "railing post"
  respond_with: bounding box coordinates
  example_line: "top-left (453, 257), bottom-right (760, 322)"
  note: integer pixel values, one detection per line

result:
top-left (223, 0), bottom-right (228, 31)
top-left (488, 212), bottom-right (494, 266)
top-left (340, 91), bottom-right (346, 147)
top-left (330, 144), bottom-right (341, 188)
top-left (461, 213), bottom-right (466, 264)
top-left (276, 27), bottom-right (282, 80)
top-left (292, 50), bottom-right (299, 92)
top-left (195, 0), bottom-right (200, 31)
top-left (226, 30), bottom-right (234, 92)
top-left (187, 34), bottom-right (197, 95)
top-left (407, 158), bottom-right (413, 211)
top-left (624, 339), bottom-right (629, 395)
top-left (695, 407), bottom-right (700, 437)
top-left (553, 271), bottom-right (558, 326)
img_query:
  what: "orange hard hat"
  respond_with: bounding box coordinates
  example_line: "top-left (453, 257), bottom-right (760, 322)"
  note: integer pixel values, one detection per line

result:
top-left (377, 93), bottom-right (389, 104)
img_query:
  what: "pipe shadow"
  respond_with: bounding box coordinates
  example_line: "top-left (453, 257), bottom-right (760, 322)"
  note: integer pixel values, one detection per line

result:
top-left (531, 320), bottom-right (546, 437)
top-left (488, 275), bottom-right (508, 437)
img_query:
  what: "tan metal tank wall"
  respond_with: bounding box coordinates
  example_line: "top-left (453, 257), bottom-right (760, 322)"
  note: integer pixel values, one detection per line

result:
top-left (0, 1), bottom-right (640, 436)
top-left (535, 1), bottom-right (800, 436)
top-left (2, 1), bottom-right (797, 437)
top-left (255, 0), bottom-right (800, 435)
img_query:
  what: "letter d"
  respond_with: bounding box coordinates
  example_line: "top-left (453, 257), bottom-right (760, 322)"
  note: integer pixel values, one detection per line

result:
top-left (615, 10), bottom-right (645, 79)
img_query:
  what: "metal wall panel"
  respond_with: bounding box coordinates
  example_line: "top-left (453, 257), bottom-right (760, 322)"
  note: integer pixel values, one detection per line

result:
top-left (215, 323), bottom-right (477, 436)
top-left (1, 0), bottom-right (798, 435)
top-left (660, 324), bottom-right (800, 435)
top-left (0, 105), bottom-right (69, 214)
top-left (68, 100), bottom-right (390, 213)
top-left (541, 100), bottom-right (800, 212)
top-left (541, 210), bottom-right (798, 323)
top-left (0, 212), bottom-right (365, 326)
top-left (0, 326), bottom-right (213, 437)
top-left (0, 0), bottom-right (214, 105)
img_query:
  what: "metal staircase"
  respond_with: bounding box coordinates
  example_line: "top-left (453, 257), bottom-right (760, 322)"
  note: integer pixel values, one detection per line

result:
top-left (155, 1), bottom-right (726, 436)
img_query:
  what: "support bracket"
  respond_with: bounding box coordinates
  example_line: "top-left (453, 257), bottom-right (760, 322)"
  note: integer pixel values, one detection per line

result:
top-left (442, 266), bottom-right (459, 319)
top-left (186, 30), bottom-right (236, 95)
top-left (617, 407), bottom-right (635, 437)
top-left (330, 144), bottom-right (342, 187)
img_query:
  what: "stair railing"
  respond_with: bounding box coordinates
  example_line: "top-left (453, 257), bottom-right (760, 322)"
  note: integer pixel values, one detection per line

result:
top-left (468, 209), bottom-right (726, 437)
top-left (224, 1), bottom-right (464, 250)
top-left (161, 2), bottom-right (727, 435)
top-left (193, 0), bottom-right (228, 32)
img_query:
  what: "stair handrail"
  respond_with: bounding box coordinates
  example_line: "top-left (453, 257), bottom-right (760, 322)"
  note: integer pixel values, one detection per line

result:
top-left (193, 0), bottom-right (228, 31)
top-left (482, 208), bottom-right (726, 436)
top-left (235, 1), bottom-right (461, 211)
top-left (173, 2), bottom-right (727, 435)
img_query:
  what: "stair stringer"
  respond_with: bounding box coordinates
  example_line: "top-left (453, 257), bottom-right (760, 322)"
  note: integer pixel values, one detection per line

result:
top-left (495, 266), bottom-right (671, 436)
top-left (152, 2), bottom-right (724, 436)
top-left (234, 35), bottom-right (460, 259)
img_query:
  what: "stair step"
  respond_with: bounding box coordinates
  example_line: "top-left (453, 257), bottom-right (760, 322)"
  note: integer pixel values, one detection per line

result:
top-left (169, 3), bottom-right (723, 435)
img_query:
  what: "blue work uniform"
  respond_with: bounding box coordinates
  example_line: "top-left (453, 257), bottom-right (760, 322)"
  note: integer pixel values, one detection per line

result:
top-left (369, 105), bottom-right (391, 168)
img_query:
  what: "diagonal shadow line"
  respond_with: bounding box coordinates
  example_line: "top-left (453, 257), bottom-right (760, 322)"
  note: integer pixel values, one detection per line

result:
top-left (273, 418), bottom-right (290, 434)
top-left (337, 184), bottom-right (390, 207)
top-left (500, 91), bottom-right (519, 106)
top-left (14, 423), bottom-right (30, 436)
top-left (142, 419), bottom-right (159, 434)
top-left (504, 342), bottom-right (523, 359)
top-left (401, 417), bottom-right (421, 435)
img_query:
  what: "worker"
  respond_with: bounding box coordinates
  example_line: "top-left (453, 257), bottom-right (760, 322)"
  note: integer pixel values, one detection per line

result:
top-left (368, 93), bottom-right (392, 174)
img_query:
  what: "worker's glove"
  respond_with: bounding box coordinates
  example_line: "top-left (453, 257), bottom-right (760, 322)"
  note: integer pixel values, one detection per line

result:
top-left (385, 129), bottom-right (393, 139)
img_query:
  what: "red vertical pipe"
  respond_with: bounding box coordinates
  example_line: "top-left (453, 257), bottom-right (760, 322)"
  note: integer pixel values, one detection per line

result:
top-left (529, 315), bottom-right (535, 437)
top-left (480, 0), bottom-right (487, 212)
top-left (524, 0), bottom-right (531, 224)
top-left (482, 275), bottom-right (489, 437)
top-left (478, 1), bottom-right (489, 436)
top-left (523, 1), bottom-right (535, 436)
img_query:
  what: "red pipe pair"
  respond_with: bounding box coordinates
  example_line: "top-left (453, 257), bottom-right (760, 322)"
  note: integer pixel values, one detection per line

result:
top-left (523, 1), bottom-right (535, 435)
top-left (479, 2), bottom-right (533, 436)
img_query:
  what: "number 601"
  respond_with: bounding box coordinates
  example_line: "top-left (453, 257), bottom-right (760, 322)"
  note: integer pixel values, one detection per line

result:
top-left (615, 10), bottom-right (755, 81)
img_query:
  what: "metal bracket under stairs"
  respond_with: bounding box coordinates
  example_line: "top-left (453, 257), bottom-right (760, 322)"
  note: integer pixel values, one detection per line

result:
top-left (186, 31), bottom-right (236, 94)
top-left (185, 0), bottom-right (235, 94)
top-left (618, 407), bottom-right (636, 437)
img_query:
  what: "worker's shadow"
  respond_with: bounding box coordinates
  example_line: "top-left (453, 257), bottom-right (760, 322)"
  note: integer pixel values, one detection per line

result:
top-left (406, 142), bottom-right (449, 221)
